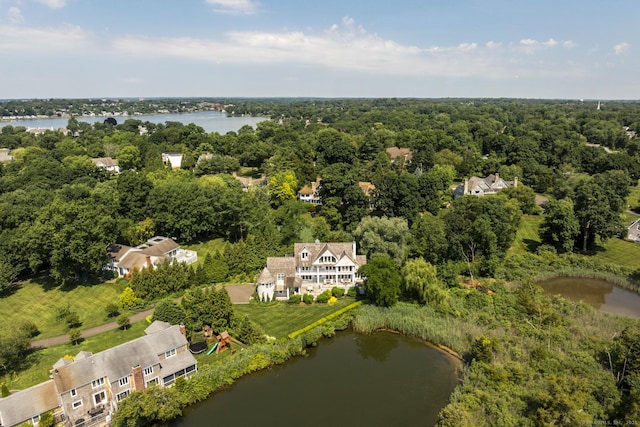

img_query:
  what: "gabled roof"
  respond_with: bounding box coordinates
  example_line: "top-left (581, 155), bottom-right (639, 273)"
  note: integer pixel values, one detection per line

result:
top-left (0, 380), bottom-right (59, 427)
top-left (139, 238), bottom-right (179, 257)
top-left (257, 267), bottom-right (274, 284)
top-left (265, 257), bottom-right (296, 277)
top-left (385, 146), bottom-right (413, 161)
top-left (52, 324), bottom-right (192, 393)
top-left (91, 157), bottom-right (119, 167)
top-left (293, 242), bottom-right (359, 268)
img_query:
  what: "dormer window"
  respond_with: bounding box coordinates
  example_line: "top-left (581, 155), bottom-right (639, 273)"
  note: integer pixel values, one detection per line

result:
top-left (300, 249), bottom-right (309, 260)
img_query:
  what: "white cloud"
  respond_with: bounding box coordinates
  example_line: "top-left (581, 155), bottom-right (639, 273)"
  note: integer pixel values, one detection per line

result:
top-left (205, 0), bottom-right (259, 15)
top-left (35, 0), bottom-right (67, 9)
top-left (111, 19), bottom-right (587, 81)
top-left (8, 6), bottom-right (23, 24)
top-left (614, 42), bottom-right (630, 55)
top-left (0, 24), bottom-right (91, 51)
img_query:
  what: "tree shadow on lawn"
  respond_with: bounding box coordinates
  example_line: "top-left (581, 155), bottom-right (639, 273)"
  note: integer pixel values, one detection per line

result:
top-left (523, 239), bottom-right (541, 253)
top-left (31, 273), bottom-right (112, 292)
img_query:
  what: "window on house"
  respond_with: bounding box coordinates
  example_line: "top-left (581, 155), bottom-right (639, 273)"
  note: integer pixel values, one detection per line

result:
top-left (146, 377), bottom-right (158, 387)
top-left (276, 273), bottom-right (284, 282)
top-left (143, 366), bottom-right (153, 376)
top-left (165, 348), bottom-right (176, 358)
top-left (93, 390), bottom-right (106, 405)
top-left (119, 376), bottom-right (129, 387)
top-left (72, 400), bottom-right (83, 409)
top-left (71, 388), bottom-right (77, 397)
top-left (301, 250), bottom-right (309, 260)
top-left (116, 390), bottom-right (130, 401)
top-left (91, 377), bottom-right (105, 388)
top-left (32, 415), bottom-right (40, 424)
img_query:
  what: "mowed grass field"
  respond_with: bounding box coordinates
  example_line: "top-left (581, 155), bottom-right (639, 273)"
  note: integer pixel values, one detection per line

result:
top-left (234, 298), bottom-right (355, 339)
top-left (5, 320), bottom-right (149, 391)
top-left (0, 279), bottom-right (126, 339)
top-left (509, 214), bottom-right (543, 254)
top-left (510, 214), bottom-right (640, 270)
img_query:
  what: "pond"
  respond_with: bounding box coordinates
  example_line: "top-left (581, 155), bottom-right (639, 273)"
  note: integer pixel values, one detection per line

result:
top-left (169, 331), bottom-right (460, 427)
top-left (537, 276), bottom-right (640, 318)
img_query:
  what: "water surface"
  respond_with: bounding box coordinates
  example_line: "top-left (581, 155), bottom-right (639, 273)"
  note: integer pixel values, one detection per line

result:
top-left (0, 110), bottom-right (266, 134)
top-left (538, 276), bottom-right (640, 317)
top-left (171, 331), bottom-right (459, 427)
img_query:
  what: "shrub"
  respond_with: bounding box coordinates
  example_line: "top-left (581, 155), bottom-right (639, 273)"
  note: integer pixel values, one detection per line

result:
top-left (328, 296), bottom-right (338, 304)
top-left (105, 302), bottom-right (120, 318)
top-left (18, 321), bottom-right (39, 338)
top-left (39, 410), bottom-right (54, 427)
top-left (69, 328), bottom-right (82, 345)
top-left (331, 287), bottom-right (345, 298)
top-left (303, 293), bottom-right (314, 305)
top-left (117, 315), bottom-right (131, 330)
top-left (120, 287), bottom-right (143, 310)
top-left (65, 312), bottom-right (81, 329)
top-left (288, 294), bottom-right (302, 304)
top-left (0, 383), bottom-right (10, 397)
top-left (316, 290), bottom-right (331, 304)
top-left (347, 286), bottom-right (358, 297)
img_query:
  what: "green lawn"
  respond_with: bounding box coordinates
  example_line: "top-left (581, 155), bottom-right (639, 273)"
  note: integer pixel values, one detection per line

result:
top-left (0, 279), bottom-right (127, 339)
top-left (182, 238), bottom-right (226, 267)
top-left (591, 237), bottom-right (640, 270)
top-left (626, 179), bottom-right (640, 211)
top-left (234, 298), bottom-right (356, 339)
top-left (509, 214), bottom-right (543, 254)
top-left (5, 320), bottom-right (148, 391)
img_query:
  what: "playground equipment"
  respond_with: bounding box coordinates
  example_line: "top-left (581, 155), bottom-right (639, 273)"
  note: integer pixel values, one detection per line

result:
top-left (206, 331), bottom-right (231, 355)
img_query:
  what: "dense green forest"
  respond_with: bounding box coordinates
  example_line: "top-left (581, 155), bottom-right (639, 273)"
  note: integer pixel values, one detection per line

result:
top-left (2, 98), bottom-right (640, 425)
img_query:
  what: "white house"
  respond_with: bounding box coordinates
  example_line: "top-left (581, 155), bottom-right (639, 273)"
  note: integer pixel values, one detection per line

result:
top-left (298, 178), bottom-right (322, 205)
top-left (91, 157), bottom-right (121, 174)
top-left (454, 173), bottom-right (518, 198)
top-left (162, 152), bottom-right (183, 169)
top-left (106, 236), bottom-right (197, 278)
top-left (257, 241), bottom-right (366, 301)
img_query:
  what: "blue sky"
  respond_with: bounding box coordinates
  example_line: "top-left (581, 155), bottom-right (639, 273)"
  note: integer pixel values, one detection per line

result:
top-left (0, 0), bottom-right (638, 99)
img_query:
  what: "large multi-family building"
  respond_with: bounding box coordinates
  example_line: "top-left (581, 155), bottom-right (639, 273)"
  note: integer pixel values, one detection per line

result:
top-left (0, 321), bottom-right (197, 427)
top-left (256, 241), bottom-right (366, 301)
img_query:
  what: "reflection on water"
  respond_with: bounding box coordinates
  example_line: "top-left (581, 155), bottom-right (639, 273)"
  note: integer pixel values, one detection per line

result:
top-left (355, 331), bottom-right (399, 362)
top-left (170, 331), bottom-right (459, 427)
top-left (538, 277), bottom-right (640, 317)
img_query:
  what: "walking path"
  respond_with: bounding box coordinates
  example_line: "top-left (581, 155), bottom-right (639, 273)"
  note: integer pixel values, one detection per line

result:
top-left (29, 284), bottom-right (255, 349)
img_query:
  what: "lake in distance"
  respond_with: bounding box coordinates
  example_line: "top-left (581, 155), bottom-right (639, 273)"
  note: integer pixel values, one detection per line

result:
top-left (0, 110), bottom-right (266, 134)
top-left (170, 330), bottom-right (460, 427)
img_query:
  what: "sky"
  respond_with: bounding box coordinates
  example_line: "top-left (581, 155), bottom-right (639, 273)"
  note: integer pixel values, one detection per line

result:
top-left (0, 0), bottom-right (638, 99)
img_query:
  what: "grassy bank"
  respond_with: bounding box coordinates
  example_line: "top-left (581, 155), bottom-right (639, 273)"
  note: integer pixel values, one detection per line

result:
top-left (0, 279), bottom-right (127, 339)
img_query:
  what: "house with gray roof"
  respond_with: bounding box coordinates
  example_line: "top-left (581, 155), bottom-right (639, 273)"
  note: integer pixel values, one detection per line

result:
top-left (0, 321), bottom-right (197, 427)
top-left (257, 241), bottom-right (366, 301)
top-left (106, 236), bottom-right (197, 278)
top-left (454, 173), bottom-right (518, 198)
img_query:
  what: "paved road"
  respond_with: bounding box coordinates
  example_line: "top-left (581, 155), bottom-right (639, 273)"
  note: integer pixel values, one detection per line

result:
top-left (29, 283), bottom-right (256, 349)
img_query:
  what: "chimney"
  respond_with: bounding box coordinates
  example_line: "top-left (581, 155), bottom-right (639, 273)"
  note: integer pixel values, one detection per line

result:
top-left (179, 324), bottom-right (186, 337)
top-left (513, 176), bottom-right (518, 188)
top-left (146, 256), bottom-right (152, 268)
top-left (463, 178), bottom-right (469, 195)
top-left (494, 173), bottom-right (499, 184)
top-left (131, 365), bottom-right (145, 392)
top-left (352, 241), bottom-right (357, 258)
